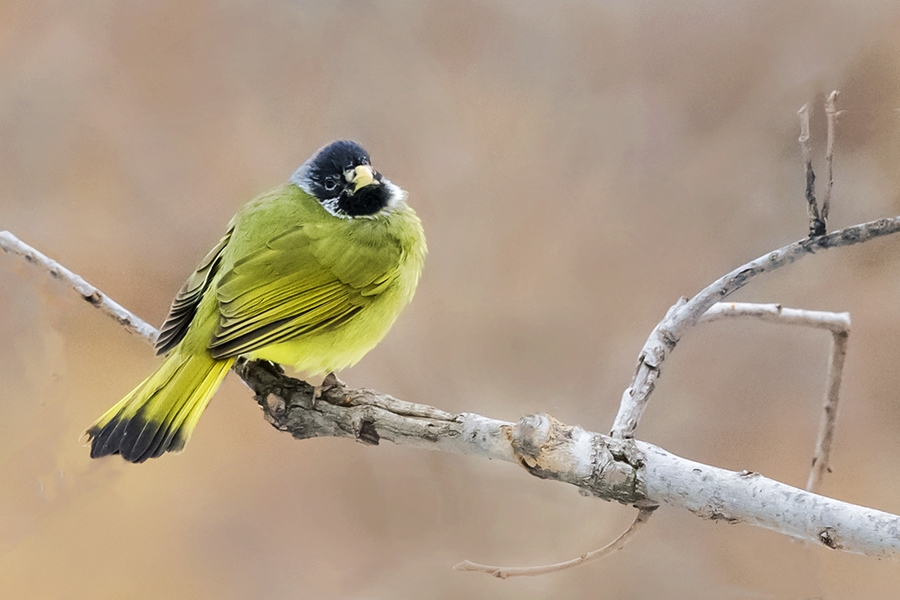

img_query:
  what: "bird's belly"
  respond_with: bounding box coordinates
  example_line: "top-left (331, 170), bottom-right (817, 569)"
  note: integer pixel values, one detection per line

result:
top-left (246, 291), bottom-right (407, 375)
top-left (248, 334), bottom-right (371, 376)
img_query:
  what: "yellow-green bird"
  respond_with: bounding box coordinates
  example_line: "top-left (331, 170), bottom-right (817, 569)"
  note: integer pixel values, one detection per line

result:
top-left (85, 140), bottom-right (426, 462)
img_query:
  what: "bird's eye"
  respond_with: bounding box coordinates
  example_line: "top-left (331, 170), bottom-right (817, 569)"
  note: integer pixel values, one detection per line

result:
top-left (323, 177), bottom-right (338, 191)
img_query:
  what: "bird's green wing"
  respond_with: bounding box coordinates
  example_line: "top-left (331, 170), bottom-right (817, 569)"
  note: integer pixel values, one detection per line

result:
top-left (156, 227), bottom-right (234, 355)
top-left (208, 222), bottom-right (401, 359)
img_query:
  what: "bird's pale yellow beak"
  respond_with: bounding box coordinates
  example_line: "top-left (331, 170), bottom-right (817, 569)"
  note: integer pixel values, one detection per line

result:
top-left (346, 165), bottom-right (378, 193)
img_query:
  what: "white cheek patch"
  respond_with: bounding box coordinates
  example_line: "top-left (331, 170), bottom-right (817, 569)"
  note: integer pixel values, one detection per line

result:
top-left (381, 179), bottom-right (405, 211)
top-left (319, 197), bottom-right (348, 219)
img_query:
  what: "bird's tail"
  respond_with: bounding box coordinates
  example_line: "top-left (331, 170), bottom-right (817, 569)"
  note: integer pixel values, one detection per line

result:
top-left (84, 349), bottom-right (234, 463)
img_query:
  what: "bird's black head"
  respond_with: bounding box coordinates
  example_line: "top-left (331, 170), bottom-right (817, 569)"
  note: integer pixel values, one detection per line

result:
top-left (292, 140), bottom-right (395, 218)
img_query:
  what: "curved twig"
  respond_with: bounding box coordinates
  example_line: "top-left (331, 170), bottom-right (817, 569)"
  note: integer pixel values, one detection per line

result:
top-left (453, 506), bottom-right (658, 578)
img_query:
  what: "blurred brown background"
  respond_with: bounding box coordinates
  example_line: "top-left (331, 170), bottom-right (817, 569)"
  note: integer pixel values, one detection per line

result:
top-left (2, 1), bottom-right (900, 598)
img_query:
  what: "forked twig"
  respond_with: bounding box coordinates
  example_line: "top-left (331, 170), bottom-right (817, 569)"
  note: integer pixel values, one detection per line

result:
top-left (612, 93), bottom-right (851, 441)
top-left (453, 506), bottom-right (657, 578)
top-left (610, 216), bottom-right (900, 440)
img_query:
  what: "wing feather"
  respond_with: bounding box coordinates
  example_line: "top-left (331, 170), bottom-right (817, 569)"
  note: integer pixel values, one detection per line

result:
top-left (208, 222), bottom-right (401, 359)
top-left (155, 227), bottom-right (234, 354)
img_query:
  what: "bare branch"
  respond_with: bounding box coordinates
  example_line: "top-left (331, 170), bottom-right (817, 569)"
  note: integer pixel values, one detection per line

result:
top-left (700, 301), bottom-right (849, 333)
top-left (610, 217), bottom-right (900, 439)
top-left (0, 230), bottom-right (158, 343)
top-left (6, 228), bottom-right (900, 560)
top-left (453, 506), bottom-right (657, 578)
top-left (699, 301), bottom-right (850, 493)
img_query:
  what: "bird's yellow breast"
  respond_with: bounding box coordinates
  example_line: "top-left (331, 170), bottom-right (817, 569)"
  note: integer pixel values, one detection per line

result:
top-left (219, 185), bottom-right (426, 374)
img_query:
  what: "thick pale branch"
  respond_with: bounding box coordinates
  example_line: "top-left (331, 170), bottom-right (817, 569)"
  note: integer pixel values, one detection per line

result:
top-left (610, 217), bottom-right (900, 439)
top-left (238, 361), bottom-right (900, 558)
top-left (640, 442), bottom-right (900, 556)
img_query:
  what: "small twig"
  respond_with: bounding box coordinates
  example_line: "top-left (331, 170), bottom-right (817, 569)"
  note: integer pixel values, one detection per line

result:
top-left (0, 230), bottom-right (158, 343)
top-left (822, 91), bottom-right (840, 223)
top-left (700, 302), bottom-right (849, 333)
top-left (699, 302), bottom-right (850, 493)
top-left (798, 103), bottom-right (825, 237)
top-left (807, 329), bottom-right (848, 492)
top-left (453, 505), bottom-right (658, 578)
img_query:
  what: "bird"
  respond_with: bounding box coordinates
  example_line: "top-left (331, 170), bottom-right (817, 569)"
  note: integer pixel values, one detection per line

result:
top-left (84, 140), bottom-right (426, 463)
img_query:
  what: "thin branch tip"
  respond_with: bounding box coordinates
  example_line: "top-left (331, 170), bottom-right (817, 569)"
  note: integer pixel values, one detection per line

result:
top-left (0, 230), bottom-right (158, 342)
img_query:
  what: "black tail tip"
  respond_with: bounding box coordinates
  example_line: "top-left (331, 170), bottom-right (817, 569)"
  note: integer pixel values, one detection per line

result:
top-left (84, 414), bottom-right (185, 463)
